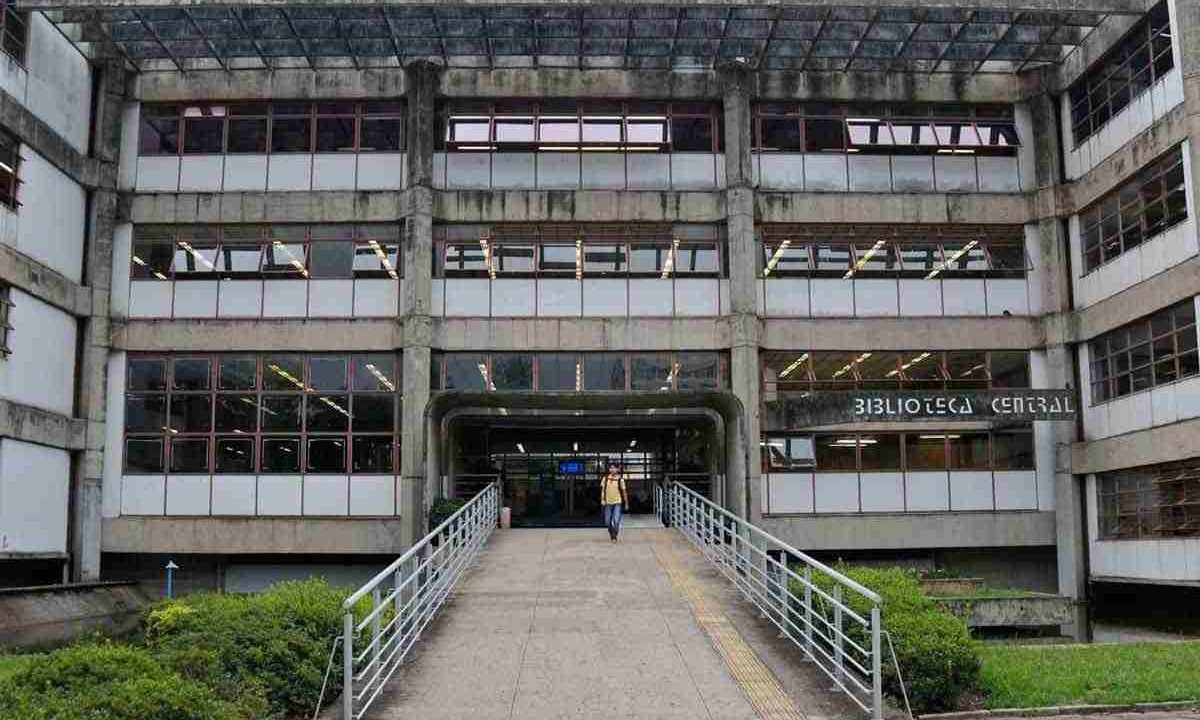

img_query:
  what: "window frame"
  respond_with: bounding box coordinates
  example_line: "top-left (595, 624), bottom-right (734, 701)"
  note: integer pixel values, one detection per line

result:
top-left (0, 2), bottom-right (28, 65)
top-left (432, 351), bottom-right (728, 393)
top-left (1089, 300), bottom-right (1198, 405)
top-left (1097, 458), bottom-right (1200, 540)
top-left (0, 124), bottom-right (22, 209)
top-left (761, 350), bottom-right (1030, 394)
top-left (761, 429), bottom-right (1034, 474)
top-left (0, 283), bottom-right (11, 357)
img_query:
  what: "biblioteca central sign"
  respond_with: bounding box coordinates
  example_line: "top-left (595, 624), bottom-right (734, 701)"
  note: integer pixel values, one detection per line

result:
top-left (852, 392), bottom-right (1076, 420)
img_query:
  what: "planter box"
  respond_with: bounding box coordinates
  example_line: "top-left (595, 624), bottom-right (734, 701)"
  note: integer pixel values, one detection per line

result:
top-left (933, 594), bottom-right (1075, 628)
top-left (920, 578), bottom-right (985, 596)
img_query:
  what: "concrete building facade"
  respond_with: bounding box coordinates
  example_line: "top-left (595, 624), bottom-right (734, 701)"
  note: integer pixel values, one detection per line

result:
top-left (1, 0), bottom-right (1196, 625)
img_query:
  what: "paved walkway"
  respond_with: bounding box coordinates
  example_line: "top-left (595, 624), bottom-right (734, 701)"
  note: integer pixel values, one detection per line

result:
top-left (371, 527), bottom-right (860, 720)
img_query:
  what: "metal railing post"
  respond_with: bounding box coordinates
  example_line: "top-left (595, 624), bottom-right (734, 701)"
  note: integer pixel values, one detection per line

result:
top-left (778, 555), bottom-right (789, 633)
top-left (803, 566), bottom-right (813, 658)
top-left (833, 584), bottom-right (845, 689)
top-left (342, 611), bottom-right (354, 720)
top-left (871, 606), bottom-right (883, 720)
top-left (371, 587), bottom-right (382, 681)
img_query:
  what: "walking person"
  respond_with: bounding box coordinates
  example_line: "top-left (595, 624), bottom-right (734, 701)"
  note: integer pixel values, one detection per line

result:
top-left (600, 464), bottom-right (629, 542)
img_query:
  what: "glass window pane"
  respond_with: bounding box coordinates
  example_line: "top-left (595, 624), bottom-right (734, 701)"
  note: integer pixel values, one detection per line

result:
top-left (309, 241), bottom-right (355, 279)
top-left (671, 116), bottom-right (713, 151)
top-left (539, 116), bottom-right (580, 143)
top-left (948, 433), bottom-right (990, 470)
top-left (759, 117), bottom-right (802, 151)
top-left (992, 431), bottom-right (1034, 469)
top-left (353, 437), bottom-right (395, 473)
top-left (217, 241), bottom-right (263, 276)
top-left (183, 116), bottom-right (225, 154)
top-left (172, 358), bottom-right (210, 391)
top-left (495, 117), bottom-right (534, 143)
top-left (353, 355), bottom-right (398, 392)
top-left (316, 116), bottom-right (356, 152)
top-left (538, 354), bottom-right (579, 391)
top-left (129, 359), bottom-right (167, 391)
top-left (169, 395), bottom-right (212, 433)
top-left (215, 395), bottom-right (258, 432)
top-left (814, 243), bottom-right (852, 272)
top-left (676, 243), bottom-right (719, 275)
top-left (677, 353), bottom-right (720, 390)
top-left (215, 437), bottom-right (254, 473)
top-left (582, 116), bottom-right (621, 143)
top-left (582, 244), bottom-right (626, 275)
top-left (131, 242), bottom-right (174, 279)
top-left (493, 244), bottom-right (534, 274)
top-left (307, 438), bottom-right (347, 474)
top-left (898, 351), bottom-right (943, 386)
top-left (309, 356), bottom-right (348, 391)
top-left (945, 351), bottom-right (989, 387)
top-left (492, 354), bottom-right (533, 390)
top-left (448, 117), bottom-right (490, 143)
top-left (219, 358), bottom-right (257, 390)
top-left (859, 434), bottom-right (901, 471)
top-left (125, 438), bottom-right (164, 473)
top-left (262, 437), bottom-right (301, 473)
top-left (139, 115), bottom-right (179, 155)
top-left (583, 353), bottom-right (626, 390)
top-left (905, 434), bottom-right (947, 470)
top-left (815, 436), bottom-right (859, 471)
top-left (308, 394), bottom-right (351, 431)
top-left (811, 352), bottom-right (857, 389)
top-left (631, 354), bottom-right (674, 391)
top-left (227, 118), bottom-right (267, 153)
top-left (804, 118), bottom-right (845, 151)
top-left (443, 354), bottom-right (488, 391)
top-left (352, 394), bottom-right (394, 432)
top-left (263, 357), bottom-right (305, 390)
top-left (271, 117), bottom-right (312, 152)
top-left (170, 438), bottom-right (209, 473)
top-left (172, 241), bottom-right (219, 278)
top-left (360, 118), bottom-right (402, 152)
top-left (989, 352), bottom-right (1030, 388)
top-left (261, 395), bottom-right (302, 431)
top-left (539, 244), bottom-right (577, 275)
top-left (125, 395), bottom-right (167, 433)
top-left (629, 243), bottom-right (666, 274)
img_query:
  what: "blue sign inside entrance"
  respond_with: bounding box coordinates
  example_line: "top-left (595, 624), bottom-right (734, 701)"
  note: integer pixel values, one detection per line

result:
top-left (558, 460), bottom-right (585, 475)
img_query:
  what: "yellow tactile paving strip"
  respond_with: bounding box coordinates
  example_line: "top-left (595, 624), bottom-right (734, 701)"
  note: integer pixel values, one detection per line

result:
top-left (652, 537), bottom-right (808, 720)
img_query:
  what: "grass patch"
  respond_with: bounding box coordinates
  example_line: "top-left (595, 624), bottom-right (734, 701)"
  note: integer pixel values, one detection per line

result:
top-left (0, 655), bottom-right (36, 682)
top-left (979, 641), bottom-right (1200, 708)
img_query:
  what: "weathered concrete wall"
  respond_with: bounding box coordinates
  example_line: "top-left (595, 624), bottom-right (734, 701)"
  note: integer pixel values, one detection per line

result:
top-left (760, 511), bottom-right (1057, 551)
top-left (0, 581), bottom-right (155, 650)
top-left (102, 517), bottom-right (408, 555)
top-left (933, 594), bottom-right (1076, 628)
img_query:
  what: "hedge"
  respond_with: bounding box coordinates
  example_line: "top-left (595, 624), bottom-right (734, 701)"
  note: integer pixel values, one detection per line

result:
top-left (791, 566), bottom-right (982, 714)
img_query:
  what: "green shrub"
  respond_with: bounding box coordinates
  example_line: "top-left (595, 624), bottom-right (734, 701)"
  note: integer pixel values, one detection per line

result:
top-left (0, 644), bottom-right (246, 720)
top-left (791, 566), bottom-right (981, 714)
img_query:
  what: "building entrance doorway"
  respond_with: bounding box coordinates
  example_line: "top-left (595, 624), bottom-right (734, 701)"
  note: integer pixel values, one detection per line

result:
top-left (449, 421), bottom-right (715, 528)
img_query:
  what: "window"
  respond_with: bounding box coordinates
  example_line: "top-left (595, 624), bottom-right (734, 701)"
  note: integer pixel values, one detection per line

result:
top-left (435, 224), bottom-right (725, 279)
top-left (433, 352), bottom-right (727, 392)
top-left (1080, 147), bottom-right (1187, 273)
top-left (138, 102), bottom-right (404, 156)
top-left (762, 430), bottom-right (1033, 473)
top-left (0, 2), bottom-right (27, 64)
top-left (1098, 458), bottom-right (1200, 539)
top-left (752, 103), bottom-right (1018, 157)
top-left (759, 225), bottom-right (1026, 279)
top-left (440, 101), bottom-right (723, 153)
top-left (0, 284), bottom-right (11, 356)
top-left (132, 224), bottom-right (401, 281)
top-left (123, 353), bottom-right (401, 476)
top-left (0, 125), bottom-right (20, 209)
top-left (1069, 2), bottom-right (1173, 145)
top-left (1090, 300), bottom-right (1197, 404)
top-left (761, 351), bottom-right (1030, 394)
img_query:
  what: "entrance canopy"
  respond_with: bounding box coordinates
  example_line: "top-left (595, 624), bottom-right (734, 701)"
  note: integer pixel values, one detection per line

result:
top-left (31, 1), bottom-right (1149, 74)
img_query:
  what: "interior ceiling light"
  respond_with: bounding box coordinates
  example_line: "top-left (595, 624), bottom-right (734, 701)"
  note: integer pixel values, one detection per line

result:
top-left (926, 239), bottom-right (977, 279)
top-left (367, 239), bottom-right (398, 279)
top-left (844, 239), bottom-right (886, 279)
top-left (778, 353), bottom-right (809, 379)
top-left (763, 239), bottom-right (790, 277)
top-left (364, 362), bottom-right (395, 391)
top-left (660, 236), bottom-right (679, 280)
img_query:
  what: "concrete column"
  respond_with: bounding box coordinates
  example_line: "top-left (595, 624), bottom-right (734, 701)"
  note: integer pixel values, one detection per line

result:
top-left (398, 60), bottom-right (441, 545)
top-left (72, 62), bottom-right (126, 582)
top-left (1029, 91), bottom-right (1089, 639)
top-left (1171, 0), bottom-right (1200, 201)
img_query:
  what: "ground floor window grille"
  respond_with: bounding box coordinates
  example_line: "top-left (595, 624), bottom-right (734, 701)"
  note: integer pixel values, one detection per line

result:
top-left (1098, 458), bottom-right (1200, 539)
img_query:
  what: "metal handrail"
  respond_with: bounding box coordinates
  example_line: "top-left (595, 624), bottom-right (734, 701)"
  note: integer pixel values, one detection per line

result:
top-left (656, 482), bottom-right (884, 720)
top-left (340, 482), bottom-right (500, 720)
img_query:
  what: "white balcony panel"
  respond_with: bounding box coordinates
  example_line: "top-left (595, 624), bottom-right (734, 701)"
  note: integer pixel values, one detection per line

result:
top-left (536, 153), bottom-right (580, 189)
top-left (674, 278), bottom-right (719, 316)
top-left (135, 156), bottom-right (180, 191)
top-left (758, 154), bottom-right (804, 189)
top-left (934, 156), bottom-right (978, 192)
top-left (670, 154), bottom-right (717, 189)
top-left (165, 476), bottom-right (211, 516)
top-left (267, 154), bottom-right (313, 191)
top-left (129, 281), bottom-right (173, 318)
top-left (538, 279), bottom-right (582, 316)
top-left (905, 472), bottom-right (950, 512)
top-left (262, 280), bottom-right (308, 317)
top-left (804, 154), bottom-right (848, 191)
top-left (719, 279), bottom-right (731, 315)
top-left (211, 476), bottom-right (257, 516)
top-left (1175, 376), bottom-right (1200, 421)
top-left (222, 155), bottom-right (268, 192)
top-left (977, 156), bottom-right (1020, 192)
top-left (763, 278), bottom-right (810, 317)
top-left (308, 279), bottom-right (354, 317)
top-left (356, 153), bottom-right (405, 190)
top-left (814, 473), bottom-right (860, 514)
top-left (898, 279), bottom-right (942, 316)
top-left (218, 280), bottom-right (263, 318)
top-left (121, 475), bottom-right (165, 516)
top-left (985, 279), bottom-right (1030, 316)
top-left (582, 279), bottom-right (628, 316)
top-left (859, 472), bottom-right (905, 513)
top-left (491, 279), bottom-right (536, 317)
top-left (0, 441), bottom-right (69, 553)
top-left (848, 155), bottom-right (891, 192)
top-left (353, 279), bottom-right (398, 317)
top-left (809, 279), bottom-right (853, 317)
top-left (257, 475), bottom-right (302, 516)
top-left (890, 156), bottom-right (935, 192)
top-left (431, 278), bottom-right (446, 316)
top-left (303, 476), bottom-right (349, 516)
top-left (492, 153), bottom-right (536, 189)
top-left (941, 279), bottom-right (986, 315)
top-left (178, 156), bottom-right (224, 192)
top-left (767, 473), bottom-right (813, 514)
top-left (949, 471), bottom-right (994, 511)
top-left (312, 153), bottom-right (358, 190)
top-left (581, 153), bottom-right (625, 189)
top-left (432, 152), bottom-right (447, 187)
top-left (444, 279), bottom-right (491, 316)
top-left (628, 278), bottom-right (673, 316)
top-left (445, 153), bottom-right (491, 189)
top-left (350, 476), bottom-right (396, 516)
top-left (626, 154), bottom-right (671, 189)
top-left (994, 471), bottom-right (1038, 511)
top-left (853, 279), bottom-right (898, 316)
top-left (172, 280), bottom-right (218, 318)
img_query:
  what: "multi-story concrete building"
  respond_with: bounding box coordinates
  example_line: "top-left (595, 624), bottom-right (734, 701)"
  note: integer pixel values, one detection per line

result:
top-left (2, 0), bottom-right (1197, 629)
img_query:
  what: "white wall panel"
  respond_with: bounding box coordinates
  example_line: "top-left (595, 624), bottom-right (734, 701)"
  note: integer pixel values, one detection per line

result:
top-left (809, 279), bottom-right (852, 317)
top-left (905, 472), bottom-right (949, 511)
top-left (492, 153), bottom-right (536, 189)
top-left (898, 280), bottom-right (942, 316)
top-left (178, 156), bottom-right (224, 192)
top-left (211, 476), bottom-right (257, 516)
top-left (357, 153), bottom-right (405, 190)
top-left (538, 279), bottom-right (582, 316)
top-left (218, 280), bottom-right (263, 317)
top-left (1175, 375), bottom-right (1200, 421)
top-left (0, 289), bottom-right (77, 414)
top-left (582, 279), bottom-right (627, 316)
top-left (267, 155), bottom-right (313, 191)
top-left (758, 155), bottom-right (804, 189)
top-left (628, 279), bottom-right (673, 316)
top-left (129, 281), bottom-right (173, 318)
top-left (222, 155), bottom-right (269, 191)
top-left (626, 154), bottom-right (671, 189)
top-left (670, 154), bottom-right (716, 189)
top-left (430, 278), bottom-right (445, 316)
top-left (172, 281), bottom-right (218, 317)
top-left (536, 153), bottom-right (579, 189)
top-left (853, 279), bottom-right (898, 316)
top-left (445, 153), bottom-right (490, 189)
top-left (859, 472), bottom-right (904, 513)
top-left (977, 156), bottom-right (1021, 192)
top-left (102, 352), bottom-right (126, 518)
top-left (350, 476), bottom-right (396, 516)
top-left (674, 279), bottom-right (719, 316)
top-left (312, 154), bottom-right (357, 190)
top-left (15, 150), bottom-right (87, 281)
top-left (941, 279), bottom-right (986, 315)
top-left (848, 155), bottom-right (891, 191)
top-left (0, 439), bottom-right (70, 553)
top-left (24, 14), bottom-right (92, 151)
top-left (764, 279), bottom-right (810, 316)
top-left (767, 473), bottom-right (813, 514)
top-left (891, 156), bottom-right (935, 192)
top-left (804, 154), bottom-right (847, 191)
top-left (304, 476), bottom-right (349, 515)
top-left (444, 279), bottom-right (489, 317)
top-left (994, 471), bottom-right (1038, 511)
top-left (353, 279), bottom-right (398, 317)
top-left (261, 280), bottom-right (308, 317)
top-left (814, 473), bottom-right (859, 513)
top-left (491, 279), bottom-right (536, 317)
top-left (110, 224), bottom-right (132, 319)
top-left (949, 471), bottom-right (994, 511)
top-left (165, 476), bottom-right (211, 516)
top-left (136, 156), bottom-right (180, 192)
top-left (121, 476), bottom-right (165, 516)
top-left (985, 279), bottom-right (1030, 316)
top-left (581, 154), bottom-right (625, 189)
top-left (308, 279), bottom-right (354, 317)
top-left (257, 476), bottom-right (302, 515)
top-left (934, 156), bottom-right (977, 192)
top-left (1150, 385), bottom-right (1178, 426)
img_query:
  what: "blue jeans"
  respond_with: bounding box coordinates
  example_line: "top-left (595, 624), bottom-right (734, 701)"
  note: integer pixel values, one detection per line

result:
top-left (603, 503), bottom-right (623, 538)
